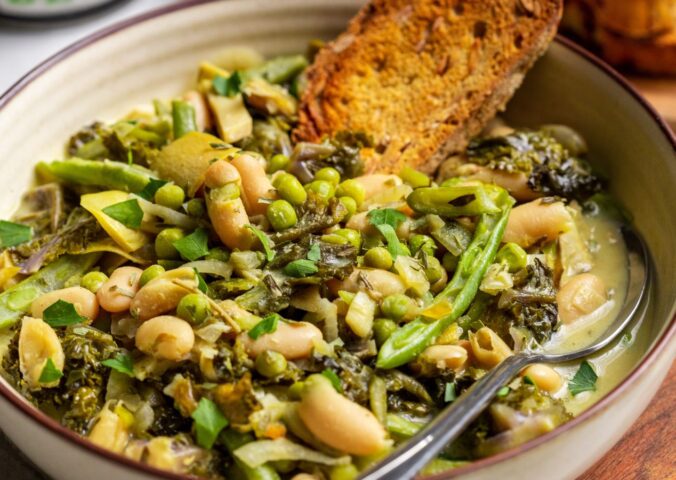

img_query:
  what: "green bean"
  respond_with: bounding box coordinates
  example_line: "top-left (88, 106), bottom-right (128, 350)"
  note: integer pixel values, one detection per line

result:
top-left (220, 430), bottom-right (281, 480)
top-left (376, 201), bottom-right (513, 369)
top-left (0, 253), bottom-right (100, 329)
top-left (369, 376), bottom-right (388, 425)
top-left (386, 413), bottom-right (423, 438)
top-left (171, 100), bottom-right (198, 139)
top-left (46, 158), bottom-right (157, 193)
top-left (407, 184), bottom-right (504, 217)
top-left (249, 54), bottom-right (308, 84)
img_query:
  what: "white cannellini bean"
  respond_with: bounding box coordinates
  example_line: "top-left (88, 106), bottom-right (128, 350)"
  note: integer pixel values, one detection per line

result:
top-left (135, 315), bottom-right (195, 361)
top-left (18, 316), bottom-right (64, 389)
top-left (503, 199), bottom-right (572, 247)
top-left (239, 321), bottom-right (322, 360)
top-left (97, 266), bottom-right (143, 313)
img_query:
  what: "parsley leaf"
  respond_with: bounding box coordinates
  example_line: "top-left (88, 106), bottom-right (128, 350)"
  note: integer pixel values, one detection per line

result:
top-left (376, 224), bottom-right (410, 258)
top-left (191, 398), bottom-right (229, 449)
top-left (283, 259), bottom-right (318, 278)
top-left (194, 269), bottom-right (209, 294)
top-left (101, 352), bottom-right (134, 377)
top-left (102, 199), bottom-right (144, 229)
top-left (245, 225), bottom-right (275, 261)
top-left (444, 382), bottom-right (457, 403)
top-left (321, 369), bottom-right (343, 393)
top-left (137, 178), bottom-right (168, 201)
top-left (367, 208), bottom-right (407, 229)
top-left (38, 358), bottom-right (63, 384)
top-left (0, 220), bottom-right (32, 248)
top-left (43, 300), bottom-right (87, 327)
top-left (213, 71), bottom-right (242, 97)
top-left (248, 313), bottom-right (280, 339)
top-left (569, 360), bottom-right (598, 396)
top-left (173, 228), bottom-right (209, 261)
top-left (307, 243), bottom-right (321, 262)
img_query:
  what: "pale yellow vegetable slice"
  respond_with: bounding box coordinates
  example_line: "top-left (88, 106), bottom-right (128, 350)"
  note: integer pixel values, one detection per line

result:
top-left (207, 93), bottom-right (253, 144)
top-left (80, 190), bottom-right (149, 252)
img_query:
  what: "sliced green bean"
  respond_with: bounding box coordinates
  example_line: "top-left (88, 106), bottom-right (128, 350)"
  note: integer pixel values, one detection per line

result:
top-left (46, 158), bottom-right (157, 193)
top-left (171, 100), bottom-right (198, 139)
top-left (0, 253), bottom-right (101, 329)
top-left (407, 184), bottom-right (505, 217)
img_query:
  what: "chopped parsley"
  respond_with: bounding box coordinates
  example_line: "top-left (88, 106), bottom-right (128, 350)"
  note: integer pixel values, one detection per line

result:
top-left (283, 259), bottom-right (319, 277)
top-left (173, 228), bottom-right (209, 261)
top-left (101, 352), bottom-right (134, 377)
top-left (0, 220), bottom-right (32, 248)
top-left (137, 178), bottom-right (168, 201)
top-left (367, 208), bottom-right (409, 258)
top-left (191, 398), bottom-right (229, 449)
top-left (307, 242), bottom-right (321, 262)
top-left (102, 199), bottom-right (144, 229)
top-left (213, 71), bottom-right (243, 97)
top-left (569, 360), bottom-right (598, 396)
top-left (246, 224), bottom-right (275, 261)
top-left (38, 358), bottom-right (63, 384)
top-left (43, 300), bottom-right (87, 327)
top-left (248, 313), bottom-right (281, 340)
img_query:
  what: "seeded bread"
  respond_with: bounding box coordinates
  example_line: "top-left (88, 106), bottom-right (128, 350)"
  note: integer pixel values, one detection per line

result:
top-left (294, 0), bottom-right (563, 174)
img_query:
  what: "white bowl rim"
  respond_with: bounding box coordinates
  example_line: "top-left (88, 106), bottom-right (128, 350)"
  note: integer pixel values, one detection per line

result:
top-left (0, 1), bottom-right (674, 479)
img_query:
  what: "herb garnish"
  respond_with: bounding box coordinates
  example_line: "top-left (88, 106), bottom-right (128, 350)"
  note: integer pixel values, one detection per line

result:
top-left (307, 242), bottom-right (321, 262)
top-left (101, 352), bottom-right (134, 377)
top-left (246, 224), bottom-right (275, 261)
top-left (137, 178), bottom-right (168, 201)
top-left (43, 300), bottom-right (87, 327)
top-left (213, 71), bottom-right (243, 97)
top-left (0, 220), bottom-right (32, 248)
top-left (248, 313), bottom-right (281, 339)
top-left (284, 259), bottom-right (319, 277)
top-left (321, 369), bottom-right (343, 393)
top-left (173, 228), bottom-right (209, 261)
top-left (191, 398), bottom-right (229, 449)
top-left (569, 360), bottom-right (598, 395)
top-left (367, 208), bottom-right (409, 258)
top-left (38, 358), bottom-right (63, 384)
top-left (102, 199), bottom-right (144, 229)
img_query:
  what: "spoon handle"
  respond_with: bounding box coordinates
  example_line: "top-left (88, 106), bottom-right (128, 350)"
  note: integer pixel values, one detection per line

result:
top-left (359, 354), bottom-right (533, 480)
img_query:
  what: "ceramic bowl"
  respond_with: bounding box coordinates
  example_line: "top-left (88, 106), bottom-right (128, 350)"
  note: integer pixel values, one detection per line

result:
top-left (0, 1), bottom-right (674, 479)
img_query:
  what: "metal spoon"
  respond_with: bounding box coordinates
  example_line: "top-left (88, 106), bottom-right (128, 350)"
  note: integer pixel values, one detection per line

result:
top-left (359, 227), bottom-right (650, 480)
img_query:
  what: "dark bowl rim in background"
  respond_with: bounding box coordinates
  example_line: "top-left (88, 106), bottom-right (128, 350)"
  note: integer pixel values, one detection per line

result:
top-left (0, 1), bottom-right (674, 480)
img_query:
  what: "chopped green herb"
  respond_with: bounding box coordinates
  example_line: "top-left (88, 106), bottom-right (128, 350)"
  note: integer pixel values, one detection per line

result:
top-left (38, 358), bottom-right (63, 384)
top-left (367, 208), bottom-right (407, 229)
top-left (496, 386), bottom-right (510, 398)
top-left (43, 300), bottom-right (87, 327)
top-left (307, 242), bottom-right (321, 262)
top-left (137, 178), bottom-right (168, 201)
top-left (374, 224), bottom-right (409, 258)
top-left (321, 369), bottom-right (343, 393)
top-left (213, 71), bottom-right (242, 97)
top-left (523, 375), bottom-right (536, 386)
top-left (101, 352), bottom-right (134, 377)
top-left (248, 313), bottom-right (280, 340)
top-left (444, 382), bottom-right (457, 403)
top-left (173, 228), bottom-right (209, 261)
top-left (191, 397), bottom-right (229, 449)
top-left (0, 220), bottom-right (32, 248)
top-left (283, 259), bottom-right (318, 278)
top-left (246, 225), bottom-right (275, 261)
top-left (569, 360), bottom-right (598, 396)
top-left (102, 199), bottom-right (144, 229)
top-left (194, 269), bottom-right (208, 294)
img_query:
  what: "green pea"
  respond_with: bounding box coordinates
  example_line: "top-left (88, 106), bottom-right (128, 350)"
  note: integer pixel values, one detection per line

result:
top-left (373, 318), bottom-right (398, 347)
top-left (267, 153), bottom-right (290, 173)
top-left (206, 247), bottom-right (230, 262)
top-left (381, 294), bottom-right (412, 321)
top-left (335, 179), bottom-right (366, 206)
top-left (497, 242), bottom-right (528, 272)
top-left (305, 180), bottom-right (335, 202)
top-left (424, 256), bottom-right (445, 284)
top-left (255, 350), bottom-right (288, 378)
top-left (185, 198), bottom-right (205, 218)
top-left (139, 264), bottom-right (165, 286)
top-left (267, 199), bottom-right (298, 231)
top-left (335, 228), bottom-right (361, 249)
top-left (409, 234), bottom-right (437, 256)
top-left (314, 167), bottom-right (341, 185)
top-left (81, 271), bottom-right (108, 293)
top-left (330, 463), bottom-right (359, 480)
top-left (155, 228), bottom-right (185, 259)
top-left (442, 251), bottom-right (459, 272)
top-left (176, 293), bottom-right (210, 325)
top-left (363, 247), bottom-right (393, 270)
top-left (275, 173), bottom-right (307, 206)
top-left (399, 165), bottom-right (431, 188)
top-left (154, 183), bottom-right (185, 210)
top-left (338, 196), bottom-right (357, 219)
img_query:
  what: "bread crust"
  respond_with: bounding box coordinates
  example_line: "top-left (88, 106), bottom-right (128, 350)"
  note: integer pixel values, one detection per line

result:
top-left (294, 0), bottom-right (563, 174)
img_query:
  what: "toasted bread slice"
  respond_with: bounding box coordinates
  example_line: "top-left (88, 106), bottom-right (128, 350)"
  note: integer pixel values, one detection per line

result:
top-left (294, 0), bottom-right (563, 174)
